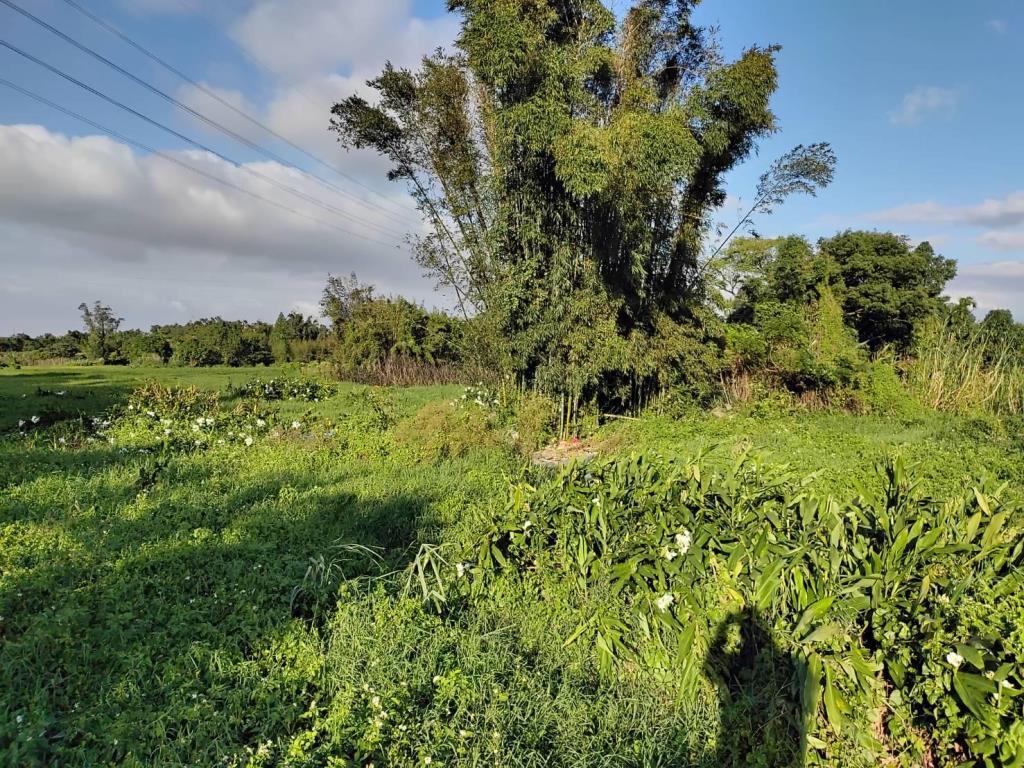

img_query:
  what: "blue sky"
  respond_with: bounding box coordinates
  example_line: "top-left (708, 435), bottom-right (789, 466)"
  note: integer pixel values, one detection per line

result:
top-left (2, 0), bottom-right (1022, 334)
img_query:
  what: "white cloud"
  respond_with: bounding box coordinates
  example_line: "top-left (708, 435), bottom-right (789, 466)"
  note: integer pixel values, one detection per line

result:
top-left (978, 230), bottom-right (1024, 251)
top-left (264, 74), bottom-right (392, 171)
top-left (949, 261), bottom-right (1024, 318)
top-left (869, 192), bottom-right (1024, 229)
top-left (0, 124), bottom-right (440, 334)
top-left (175, 82), bottom-right (264, 143)
top-left (987, 19), bottom-right (1008, 34)
top-left (230, 0), bottom-right (458, 81)
top-left (889, 86), bottom-right (959, 126)
top-left (174, 76), bottom-right (400, 198)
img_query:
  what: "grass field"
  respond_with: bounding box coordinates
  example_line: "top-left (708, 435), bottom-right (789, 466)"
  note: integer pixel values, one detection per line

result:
top-left (2, 366), bottom-right (1022, 766)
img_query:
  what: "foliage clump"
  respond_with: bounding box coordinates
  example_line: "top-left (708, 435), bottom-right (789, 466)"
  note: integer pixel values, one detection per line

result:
top-left (469, 452), bottom-right (1024, 766)
top-left (231, 376), bottom-right (335, 402)
top-left (331, 0), bottom-right (833, 412)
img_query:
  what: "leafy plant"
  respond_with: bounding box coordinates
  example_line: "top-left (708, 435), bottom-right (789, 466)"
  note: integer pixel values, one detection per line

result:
top-left (472, 452), bottom-right (1024, 765)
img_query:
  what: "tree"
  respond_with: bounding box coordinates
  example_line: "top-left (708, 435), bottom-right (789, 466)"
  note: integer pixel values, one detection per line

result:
top-left (724, 235), bottom-right (832, 323)
top-left (78, 301), bottom-right (122, 361)
top-left (271, 312), bottom-right (325, 362)
top-left (331, 0), bottom-right (834, 408)
top-left (820, 232), bottom-right (956, 352)
top-left (321, 273), bottom-right (375, 332)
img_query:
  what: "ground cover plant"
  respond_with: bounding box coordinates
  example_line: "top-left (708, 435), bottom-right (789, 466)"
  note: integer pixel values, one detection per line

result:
top-left (2, 366), bottom-right (1024, 766)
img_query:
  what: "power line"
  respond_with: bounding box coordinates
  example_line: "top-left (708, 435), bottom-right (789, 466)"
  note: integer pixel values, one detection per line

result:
top-left (160, 0), bottom-right (334, 119)
top-left (0, 0), bottom-right (419, 229)
top-left (55, 0), bottom-right (419, 219)
top-left (0, 38), bottom-right (409, 243)
top-left (0, 76), bottom-right (403, 249)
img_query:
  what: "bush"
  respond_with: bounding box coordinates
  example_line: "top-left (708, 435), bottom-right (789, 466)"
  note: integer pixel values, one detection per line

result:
top-left (848, 358), bottom-right (921, 417)
top-left (468, 453), bottom-right (1024, 766)
top-left (395, 400), bottom-right (502, 461)
top-left (232, 376), bottom-right (336, 402)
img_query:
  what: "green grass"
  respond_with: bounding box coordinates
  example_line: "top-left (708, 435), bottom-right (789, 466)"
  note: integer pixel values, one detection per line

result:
top-left (599, 408), bottom-right (1024, 499)
top-left (0, 365), bottom-right (282, 432)
top-left (2, 366), bottom-right (1022, 766)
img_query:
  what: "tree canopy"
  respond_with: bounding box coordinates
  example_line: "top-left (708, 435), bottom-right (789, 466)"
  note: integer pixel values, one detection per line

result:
top-left (331, 0), bottom-right (834, 409)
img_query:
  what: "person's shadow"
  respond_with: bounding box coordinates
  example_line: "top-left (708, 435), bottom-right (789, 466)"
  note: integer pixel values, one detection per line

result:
top-left (702, 608), bottom-right (807, 767)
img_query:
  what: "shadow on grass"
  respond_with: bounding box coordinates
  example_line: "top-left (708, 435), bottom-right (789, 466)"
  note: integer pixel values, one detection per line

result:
top-left (0, 453), bottom-right (435, 764)
top-left (703, 608), bottom-right (806, 768)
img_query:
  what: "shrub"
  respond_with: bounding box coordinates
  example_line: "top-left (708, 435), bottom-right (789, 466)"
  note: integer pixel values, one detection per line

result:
top-left (232, 376), bottom-right (336, 402)
top-left (395, 400), bottom-right (502, 461)
top-left (848, 358), bottom-right (921, 417)
top-left (468, 453), bottom-right (1024, 766)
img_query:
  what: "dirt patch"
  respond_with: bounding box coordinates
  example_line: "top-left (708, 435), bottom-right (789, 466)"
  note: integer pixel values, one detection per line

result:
top-left (531, 437), bottom-right (598, 468)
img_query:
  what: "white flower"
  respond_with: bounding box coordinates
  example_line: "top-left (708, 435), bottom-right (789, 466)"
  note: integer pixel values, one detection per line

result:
top-left (1001, 680), bottom-right (1016, 690)
top-left (15, 715), bottom-right (23, 725)
top-left (256, 419), bottom-right (266, 427)
top-left (146, 411), bottom-right (156, 418)
top-left (946, 651), bottom-right (964, 669)
top-left (675, 530), bottom-right (692, 555)
top-left (163, 428), bottom-right (172, 436)
top-left (30, 415), bottom-right (40, 424)
top-left (58, 437), bottom-right (66, 445)
top-left (244, 436), bottom-right (254, 446)
top-left (456, 562), bottom-right (466, 578)
top-left (192, 424), bottom-right (201, 432)
top-left (655, 593), bottom-right (675, 612)
top-left (522, 519), bottom-right (532, 531)
top-left (56, 391), bottom-right (65, 396)
top-left (17, 419), bottom-right (25, 427)
top-left (662, 547), bottom-right (678, 562)
top-left (424, 758), bottom-right (432, 765)
top-left (371, 695), bottom-right (381, 707)
top-left (291, 421), bottom-right (301, 430)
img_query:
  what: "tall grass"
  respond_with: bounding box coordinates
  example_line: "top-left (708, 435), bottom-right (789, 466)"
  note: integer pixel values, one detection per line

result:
top-left (906, 318), bottom-right (1024, 415)
top-left (330, 357), bottom-right (494, 386)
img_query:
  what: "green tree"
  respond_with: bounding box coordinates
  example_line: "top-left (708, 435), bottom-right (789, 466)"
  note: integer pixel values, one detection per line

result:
top-left (78, 300), bottom-right (123, 361)
top-left (271, 312), bottom-right (324, 362)
top-left (321, 273), bottom-right (376, 332)
top-left (331, 0), bottom-right (833, 409)
top-left (820, 231), bottom-right (956, 352)
top-left (725, 235), bottom-right (831, 323)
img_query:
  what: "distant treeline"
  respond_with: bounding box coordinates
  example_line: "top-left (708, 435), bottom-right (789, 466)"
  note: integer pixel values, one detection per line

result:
top-left (6, 233), bottom-right (1024, 416)
top-left (2, 278), bottom-right (465, 379)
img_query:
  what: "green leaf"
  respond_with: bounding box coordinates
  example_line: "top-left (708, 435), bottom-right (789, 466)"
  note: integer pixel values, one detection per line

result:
top-left (981, 511), bottom-right (1007, 551)
top-left (800, 652), bottom-right (823, 722)
top-left (956, 644), bottom-right (986, 671)
top-left (794, 595), bottom-right (835, 638)
top-left (952, 671), bottom-right (997, 723)
top-left (973, 487), bottom-right (991, 515)
top-left (802, 623), bottom-right (842, 645)
top-left (823, 667), bottom-right (845, 732)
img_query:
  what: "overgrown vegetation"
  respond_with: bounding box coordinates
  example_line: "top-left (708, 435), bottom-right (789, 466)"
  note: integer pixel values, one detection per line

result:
top-left (4, 2), bottom-right (1024, 765)
top-left (469, 453), bottom-right (1024, 766)
top-left (4, 367), bottom-right (1024, 766)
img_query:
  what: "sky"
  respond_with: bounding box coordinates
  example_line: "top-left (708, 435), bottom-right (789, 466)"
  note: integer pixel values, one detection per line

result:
top-left (1, 0), bottom-right (1023, 335)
